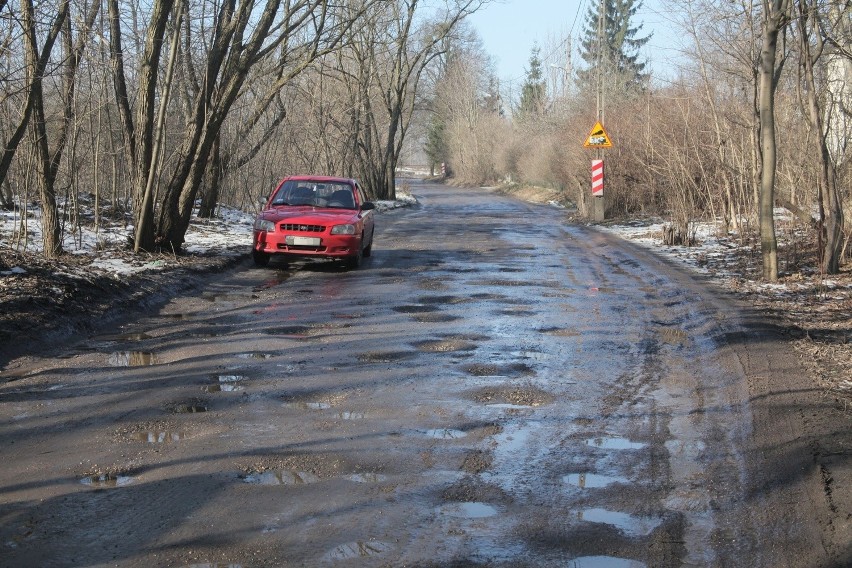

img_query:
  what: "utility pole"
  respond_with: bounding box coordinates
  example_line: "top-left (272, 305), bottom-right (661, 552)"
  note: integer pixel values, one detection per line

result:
top-left (593, 0), bottom-right (607, 221)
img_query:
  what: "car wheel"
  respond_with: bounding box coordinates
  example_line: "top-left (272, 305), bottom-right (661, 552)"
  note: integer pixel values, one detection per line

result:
top-left (345, 238), bottom-right (363, 269)
top-left (363, 233), bottom-right (373, 257)
top-left (252, 250), bottom-right (270, 267)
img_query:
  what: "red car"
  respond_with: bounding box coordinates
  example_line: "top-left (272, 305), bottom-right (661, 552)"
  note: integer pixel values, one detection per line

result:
top-left (252, 175), bottom-right (376, 268)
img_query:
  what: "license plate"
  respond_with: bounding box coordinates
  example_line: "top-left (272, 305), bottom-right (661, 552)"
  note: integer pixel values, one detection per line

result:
top-left (286, 235), bottom-right (321, 246)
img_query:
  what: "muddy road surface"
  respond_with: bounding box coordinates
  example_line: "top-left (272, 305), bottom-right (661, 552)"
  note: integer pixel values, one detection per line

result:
top-left (0, 181), bottom-right (838, 567)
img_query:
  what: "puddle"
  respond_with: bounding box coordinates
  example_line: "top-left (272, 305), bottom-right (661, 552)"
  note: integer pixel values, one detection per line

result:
top-left (440, 502), bottom-right (498, 518)
top-left (204, 375), bottom-right (245, 393)
top-left (568, 557), bottom-right (646, 568)
top-left (265, 325), bottom-right (312, 337)
top-left (345, 473), bottom-right (387, 483)
top-left (337, 411), bottom-right (365, 420)
top-left (95, 332), bottom-right (151, 342)
top-left (357, 351), bottom-right (417, 363)
top-left (471, 386), bottom-right (554, 407)
top-left (585, 437), bottom-right (646, 450)
top-left (462, 362), bottom-right (534, 377)
top-left (323, 541), bottom-right (393, 560)
top-left (283, 401), bottom-right (331, 410)
top-left (393, 304), bottom-right (440, 313)
top-left (410, 313), bottom-right (461, 323)
top-left (563, 473), bottom-right (628, 488)
top-left (80, 474), bottom-right (134, 487)
top-left (417, 295), bottom-right (468, 305)
top-left (171, 403), bottom-right (208, 413)
top-left (540, 326), bottom-right (581, 337)
top-left (413, 339), bottom-right (477, 353)
top-left (203, 384), bottom-right (243, 393)
top-left (242, 470), bottom-right (321, 485)
top-left (237, 352), bottom-right (274, 359)
top-left (108, 351), bottom-right (156, 366)
top-left (135, 431), bottom-right (186, 443)
top-left (575, 508), bottom-right (662, 536)
top-left (423, 428), bottom-right (468, 439)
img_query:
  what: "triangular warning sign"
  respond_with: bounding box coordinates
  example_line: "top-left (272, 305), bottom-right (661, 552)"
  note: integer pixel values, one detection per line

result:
top-left (584, 121), bottom-right (613, 148)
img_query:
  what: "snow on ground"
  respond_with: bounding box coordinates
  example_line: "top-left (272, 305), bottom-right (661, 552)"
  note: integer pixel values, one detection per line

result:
top-left (0, 192), bottom-right (417, 277)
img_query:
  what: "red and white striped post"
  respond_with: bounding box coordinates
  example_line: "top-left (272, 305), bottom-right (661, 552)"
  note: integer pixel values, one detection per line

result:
top-left (591, 159), bottom-right (604, 196)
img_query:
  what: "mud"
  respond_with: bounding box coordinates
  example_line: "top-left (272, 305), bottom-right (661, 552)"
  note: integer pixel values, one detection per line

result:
top-left (0, 180), bottom-right (847, 567)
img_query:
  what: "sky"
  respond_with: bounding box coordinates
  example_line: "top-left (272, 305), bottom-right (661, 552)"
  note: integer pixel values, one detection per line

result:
top-left (466, 0), bottom-right (687, 91)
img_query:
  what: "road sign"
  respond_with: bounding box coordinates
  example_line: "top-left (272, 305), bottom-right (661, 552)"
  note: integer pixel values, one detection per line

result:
top-left (584, 121), bottom-right (613, 148)
top-left (592, 159), bottom-right (604, 196)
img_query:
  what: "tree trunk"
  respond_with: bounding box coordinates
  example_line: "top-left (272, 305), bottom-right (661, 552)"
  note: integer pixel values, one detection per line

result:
top-left (757, 0), bottom-right (789, 281)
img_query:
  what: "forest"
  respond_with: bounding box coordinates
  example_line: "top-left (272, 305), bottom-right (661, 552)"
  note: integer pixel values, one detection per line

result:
top-left (0, 0), bottom-right (849, 282)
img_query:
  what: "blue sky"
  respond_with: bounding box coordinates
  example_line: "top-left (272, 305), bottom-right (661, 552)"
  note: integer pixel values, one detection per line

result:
top-left (466, 0), bottom-right (685, 88)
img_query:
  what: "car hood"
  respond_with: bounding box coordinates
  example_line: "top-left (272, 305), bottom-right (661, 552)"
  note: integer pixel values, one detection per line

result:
top-left (259, 207), bottom-right (362, 224)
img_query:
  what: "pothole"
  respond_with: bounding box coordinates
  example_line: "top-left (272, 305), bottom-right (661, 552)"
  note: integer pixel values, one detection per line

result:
top-left (264, 325), bottom-right (312, 337)
top-left (584, 437), bottom-right (647, 450)
top-left (80, 473), bottom-right (135, 488)
top-left (422, 428), bottom-right (467, 439)
top-left (576, 508), bottom-right (662, 537)
top-left (461, 362), bottom-right (534, 377)
top-left (242, 470), bottom-right (321, 485)
top-left (540, 326), bottom-right (581, 337)
top-left (322, 541), bottom-right (393, 561)
top-left (416, 295), bottom-right (468, 305)
top-left (357, 351), bottom-right (418, 363)
top-left (135, 431), bottom-right (187, 443)
top-left (438, 502), bottom-right (498, 518)
top-left (563, 473), bottom-right (628, 488)
top-left (410, 313), bottom-right (461, 323)
top-left (344, 472), bottom-right (388, 483)
top-left (393, 304), bottom-right (441, 314)
top-left (237, 352), bottom-right (275, 359)
top-left (168, 400), bottom-right (209, 413)
top-left (568, 556), bottom-right (647, 568)
top-left (413, 339), bottom-right (477, 353)
top-left (470, 385), bottom-right (555, 407)
top-left (441, 476), bottom-right (510, 504)
top-left (107, 351), bottom-right (156, 366)
top-left (203, 374), bottom-right (246, 393)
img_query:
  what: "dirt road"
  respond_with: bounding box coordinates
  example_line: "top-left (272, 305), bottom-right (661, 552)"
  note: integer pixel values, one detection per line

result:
top-left (0, 181), bottom-right (846, 567)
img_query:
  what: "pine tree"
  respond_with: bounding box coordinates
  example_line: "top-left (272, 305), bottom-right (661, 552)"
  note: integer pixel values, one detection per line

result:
top-left (517, 47), bottom-right (548, 119)
top-left (578, 0), bottom-right (651, 96)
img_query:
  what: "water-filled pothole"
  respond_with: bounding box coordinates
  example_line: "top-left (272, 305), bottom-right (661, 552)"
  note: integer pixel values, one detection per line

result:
top-left (264, 325), bottom-right (312, 337)
top-left (568, 556), bottom-right (647, 568)
top-left (80, 473), bottom-right (134, 487)
top-left (563, 473), bottom-right (628, 488)
top-left (344, 472), bottom-right (387, 483)
top-left (356, 351), bottom-right (417, 363)
top-left (283, 401), bottom-right (331, 410)
top-left (242, 470), bottom-right (321, 485)
top-left (462, 362), bottom-right (534, 377)
top-left (336, 411), bottom-right (365, 420)
top-left (108, 351), bottom-right (156, 366)
top-left (575, 508), bottom-right (662, 537)
top-left (584, 437), bottom-right (646, 450)
top-left (423, 428), bottom-right (467, 439)
top-left (413, 339), bottom-right (477, 353)
top-left (323, 541), bottom-right (393, 560)
top-left (439, 502), bottom-right (498, 518)
top-left (471, 385), bottom-right (554, 407)
top-left (393, 304), bottom-right (441, 314)
top-left (203, 375), bottom-right (246, 393)
top-left (135, 431), bottom-right (186, 443)
top-left (410, 313), bottom-right (461, 323)
top-left (237, 352), bottom-right (275, 359)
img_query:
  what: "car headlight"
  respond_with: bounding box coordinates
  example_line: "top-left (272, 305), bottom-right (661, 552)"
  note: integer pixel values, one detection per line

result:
top-left (254, 219), bottom-right (275, 232)
top-left (330, 224), bottom-right (356, 235)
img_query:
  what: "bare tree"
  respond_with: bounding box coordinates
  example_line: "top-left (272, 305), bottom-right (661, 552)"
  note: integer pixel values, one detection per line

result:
top-left (757, 0), bottom-right (791, 281)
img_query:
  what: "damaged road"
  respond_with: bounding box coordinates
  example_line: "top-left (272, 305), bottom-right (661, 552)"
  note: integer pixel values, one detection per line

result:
top-left (0, 181), bottom-right (847, 567)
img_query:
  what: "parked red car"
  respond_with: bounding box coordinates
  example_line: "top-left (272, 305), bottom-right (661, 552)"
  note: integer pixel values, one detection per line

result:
top-left (252, 175), bottom-right (376, 268)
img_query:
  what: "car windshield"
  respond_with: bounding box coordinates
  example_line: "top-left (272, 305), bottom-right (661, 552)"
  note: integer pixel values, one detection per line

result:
top-left (270, 180), bottom-right (356, 209)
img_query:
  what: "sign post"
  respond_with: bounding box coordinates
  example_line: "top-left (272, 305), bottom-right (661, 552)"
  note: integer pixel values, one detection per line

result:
top-left (583, 121), bottom-right (613, 221)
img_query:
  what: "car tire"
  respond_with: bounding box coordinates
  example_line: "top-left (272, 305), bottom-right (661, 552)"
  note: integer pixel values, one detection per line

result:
top-left (252, 250), bottom-right (270, 267)
top-left (345, 238), bottom-right (363, 269)
top-left (363, 233), bottom-right (373, 257)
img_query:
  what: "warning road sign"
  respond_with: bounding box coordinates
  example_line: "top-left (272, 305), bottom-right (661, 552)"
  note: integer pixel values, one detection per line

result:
top-left (584, 121), bottom-right (613, 148)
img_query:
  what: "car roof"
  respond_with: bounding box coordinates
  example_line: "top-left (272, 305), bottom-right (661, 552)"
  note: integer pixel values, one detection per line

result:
top-left (283, 175), bottom-right (356, 185)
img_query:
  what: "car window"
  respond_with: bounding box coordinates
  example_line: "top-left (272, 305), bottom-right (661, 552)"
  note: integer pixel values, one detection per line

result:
top-left (271, 180), bottom-right (356, 208)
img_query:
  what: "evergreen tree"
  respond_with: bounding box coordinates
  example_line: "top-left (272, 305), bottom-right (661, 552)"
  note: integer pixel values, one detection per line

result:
top-left (577, 0), bottom-right (651, 95)
top-left (517, 47), bottom-right (548, 119)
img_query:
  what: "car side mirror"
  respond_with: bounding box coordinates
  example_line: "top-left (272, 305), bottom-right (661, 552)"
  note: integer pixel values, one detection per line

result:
top-left (361, 202), bottom-right (376, 211)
